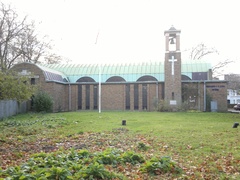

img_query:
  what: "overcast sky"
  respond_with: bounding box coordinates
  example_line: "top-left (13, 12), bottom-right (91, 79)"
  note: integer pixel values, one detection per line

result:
top-left (2, 0), bottom-right (240, 74)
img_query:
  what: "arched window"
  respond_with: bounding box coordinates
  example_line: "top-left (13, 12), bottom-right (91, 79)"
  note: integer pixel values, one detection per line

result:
top-left (137, 75), bottom-right (157, 82)
top-left (76, 77), bottom-right (95, 82)
top-left (106, 76), bottom-right (126, 82)
top-left (181, 75), bottom-right (191, 80)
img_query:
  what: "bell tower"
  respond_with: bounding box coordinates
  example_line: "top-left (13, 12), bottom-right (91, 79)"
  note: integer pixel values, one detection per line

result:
top-left (164, 26), bottom-right (182, 109)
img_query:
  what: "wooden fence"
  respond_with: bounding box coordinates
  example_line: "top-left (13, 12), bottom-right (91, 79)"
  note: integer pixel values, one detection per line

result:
top-left (0, 100), bottom-right (27, 120)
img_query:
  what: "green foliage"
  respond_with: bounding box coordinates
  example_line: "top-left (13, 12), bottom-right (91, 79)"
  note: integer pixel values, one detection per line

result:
top-left (0, 71), bottom-right (36, 102)
top-left (94, 149), bottom-right (122, 166)
top-left (76, 162), bottom-right (121, 179)
top-left (0, 148), bottom-right (180, 179)
top-left (0, 116), bottom-right (66, 137)
top-left (33, 91), bottom-right (53, 112)
top-left (122, 151), bottom-right (145, 165)
top-left (140, 156), bottom-right (182, 175)
top-left (137, 142), bottom-right (149, 151)
top-left (45, 167), bottom-right (73, 180)
top-left (178, 101), bottom-right (189, 111)
top-left (2, 118), bottom-right (45, 127)
top-left (156, 100), bottom-right (174, 112)
top-left (0, 149), bottom-right (125, 179)
top-left (77, 149), bottom-right (90, 159)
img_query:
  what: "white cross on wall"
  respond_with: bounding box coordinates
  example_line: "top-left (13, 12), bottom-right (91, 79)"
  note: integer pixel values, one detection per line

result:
top-left (169, 56), bottom-right (177, 75)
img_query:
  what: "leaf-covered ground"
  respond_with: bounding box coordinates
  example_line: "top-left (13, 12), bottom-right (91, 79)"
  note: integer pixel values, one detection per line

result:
top-left (0, 112), bottom-right (240, 179)
top-left (1, 128), bottom-right (239, 179)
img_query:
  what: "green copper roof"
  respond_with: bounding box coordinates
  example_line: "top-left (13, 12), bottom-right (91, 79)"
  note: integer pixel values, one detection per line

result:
top-left (42, 60), bottom-right (211, 83)
top-left (45, 62), bottom-right (164, 75)
top-left (182, 60), bottom-right (211, 72)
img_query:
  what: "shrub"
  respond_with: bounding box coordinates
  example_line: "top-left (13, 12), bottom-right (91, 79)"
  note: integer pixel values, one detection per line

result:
top-left (1, 149), bottom-right (182, 179)
top-left (140, 156), bottom-right (182, 175)
top-left (75, 162), bottom-right (121, 179)
top-left (94, 149), bottom-right (122, 166)
top-left (178, 101), bottom-right (189, 112)
top-left (122, 151), bottom-right (145, 165)
top-left (45, 167), bottom-right (72, 179)
top-left (137, 142), bottom-right (149, 151)
top-left (157, 100), bottom-right (172, 112)
top-left (33, 91), bottom-right (53, 112)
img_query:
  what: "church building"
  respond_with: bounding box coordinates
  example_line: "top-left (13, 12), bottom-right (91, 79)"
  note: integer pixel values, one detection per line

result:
top-left (11, 27), bottom-right (228, 112)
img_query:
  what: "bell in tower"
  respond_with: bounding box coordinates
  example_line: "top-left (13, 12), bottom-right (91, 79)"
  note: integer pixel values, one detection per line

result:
top-left (164, 26), bottom-right (181, 52)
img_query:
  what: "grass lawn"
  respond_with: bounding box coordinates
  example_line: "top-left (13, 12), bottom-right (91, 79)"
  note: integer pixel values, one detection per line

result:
top-left (0, 111), bottom-right (239, 179)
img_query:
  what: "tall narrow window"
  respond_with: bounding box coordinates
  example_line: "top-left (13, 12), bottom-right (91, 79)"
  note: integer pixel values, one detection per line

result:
top-left (94, 85), bottom-right (98, 110)
top-left (86, 85), bottom-right (90, 109)
top-left (172, 92), bottom-right (175, 100)
top-left (30, 78), bottom-right (36, 109)
top-left (134, 84), bottom-right (139, 110)
top-left (142, 84), bottom-right (147, 110)
top-left (78, 85), bottom-right (82, 109)
top-left (125, 84), bottom-right (130, 110)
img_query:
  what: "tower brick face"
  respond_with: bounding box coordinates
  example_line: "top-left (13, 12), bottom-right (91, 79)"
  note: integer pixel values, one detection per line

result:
top-left (164, 27), bottom-right (182, 108)
top-left (164, 52), bottom-right (182, 106)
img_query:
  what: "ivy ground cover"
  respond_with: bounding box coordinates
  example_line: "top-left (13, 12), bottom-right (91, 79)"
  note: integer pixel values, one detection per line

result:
top-left (0, 112), bottom-right (239, 179)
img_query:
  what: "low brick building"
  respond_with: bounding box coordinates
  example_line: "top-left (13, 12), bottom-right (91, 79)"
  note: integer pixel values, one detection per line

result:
top-left (10, 27), bottom-right (228, 112)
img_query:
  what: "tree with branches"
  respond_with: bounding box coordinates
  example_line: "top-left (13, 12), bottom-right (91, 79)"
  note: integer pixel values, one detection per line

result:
top-left (0, 2), bottom-right (62, 72)
top-left (0, 71), bottom-right (36, 102)
top-left (189, 43), bottom-right (218, 60)
top-left (189, 43), bottom-right (233, 77)
top-left (224, 74), bottom-right (240, 94)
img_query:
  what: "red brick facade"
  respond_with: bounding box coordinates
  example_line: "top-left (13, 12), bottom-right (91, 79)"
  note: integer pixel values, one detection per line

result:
top-left (76, 83), bottom-right (163, 112)
top-left (11, 62), bottom-right (227, 112)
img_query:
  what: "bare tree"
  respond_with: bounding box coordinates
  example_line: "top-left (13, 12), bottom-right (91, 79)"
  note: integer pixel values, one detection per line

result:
top-left (44, 53), bottom-right (63, 64)
top-left (0, 3), bottom-right (25, 71)
top-left (0, 2), bottom-right (60, 71)
top-left (224, 74), bottom-right (240, 94)
top-left (212, 59), bottom-right (234, 78)
top-left (17, 24), bottom-right (51, 64)
top-left (189, 43), bottom-right (218, 60)
top-left (189, 43), bottom-right (233, 77)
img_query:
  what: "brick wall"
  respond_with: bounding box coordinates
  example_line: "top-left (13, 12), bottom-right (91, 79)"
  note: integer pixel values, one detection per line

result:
top-left (164, 52), bottom-right (182, 107)
top-left (11, 63), bottom-right (45, 85)
top-left (76, 83), bottom-right (164, 111)
top-left (206, 82), bottom-right (228, 112)
top-left (182, 81), bottom-right (227, 112)
top-left (148, 83), bottom-right (159, 111)
top-left (10, 63), bottom-right (227, 112)
top-left (43, 82), bottom-right (69, 112)
top-left (11, 63), bottom-right (69, 112)
top-left (101, 84), bottom-right (125, 110)
top-left (72, 85), bottom-right (78, 111)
